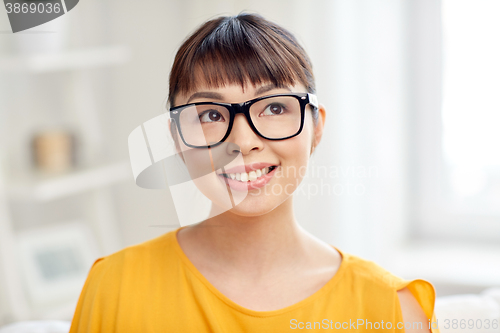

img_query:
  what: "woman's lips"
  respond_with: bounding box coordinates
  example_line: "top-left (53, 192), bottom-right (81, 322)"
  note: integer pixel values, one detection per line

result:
top-left (217, 166), bottom-right (278, 191)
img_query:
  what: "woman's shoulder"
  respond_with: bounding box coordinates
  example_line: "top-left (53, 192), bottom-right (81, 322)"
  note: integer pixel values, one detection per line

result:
top-left (338, 249), bottom-right (408, 290)
top-left (340, 251), bottom-right (394, 286)
top-left (338, 248), bottom-right (437, 326)
top-left (71, 229), bottom-right (180, 310)
top-left (89, 228), bottom-right (180, 277)
top-left (338, 249), bottom-right (435, 300)
top-left (70, 229), bottom-right (182, 332)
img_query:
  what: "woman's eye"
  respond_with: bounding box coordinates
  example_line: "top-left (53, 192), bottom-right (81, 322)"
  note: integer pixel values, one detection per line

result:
top-left (200, 110), bottom-right (225, 123)
top-left (262, 104), bottom-right (285, 116)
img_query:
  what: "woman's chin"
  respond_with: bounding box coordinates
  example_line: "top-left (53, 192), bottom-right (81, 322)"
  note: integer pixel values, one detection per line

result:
top-left (227, 207), bottom-right (273, 218)
top-left (224, 195), bottom-right (285, 217)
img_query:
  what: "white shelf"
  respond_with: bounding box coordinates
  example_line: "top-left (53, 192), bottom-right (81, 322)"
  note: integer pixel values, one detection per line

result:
top-left (0, 45), bottom-right (131, 72)
top-left (9, 161), bottom-right (132, 202)
top-left (0, 42), bottom-right (130, 323)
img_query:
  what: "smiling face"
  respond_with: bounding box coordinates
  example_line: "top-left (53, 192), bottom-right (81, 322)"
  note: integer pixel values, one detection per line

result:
top-left (173, 81), bottom-right (324, 217)
top-left (166, 14), bottom-right (322, 219)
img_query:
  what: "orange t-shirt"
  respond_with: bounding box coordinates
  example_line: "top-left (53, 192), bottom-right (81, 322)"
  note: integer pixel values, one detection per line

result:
top-left (70, 228), bottom-right (439, 332)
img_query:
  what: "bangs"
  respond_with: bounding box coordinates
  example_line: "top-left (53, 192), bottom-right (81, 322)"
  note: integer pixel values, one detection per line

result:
top-left (169, 14), bottom-right (315, 106)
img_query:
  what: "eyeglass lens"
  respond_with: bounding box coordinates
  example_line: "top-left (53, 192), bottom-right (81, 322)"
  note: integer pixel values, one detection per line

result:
top-left (178, 96), bottom-right (302, 147)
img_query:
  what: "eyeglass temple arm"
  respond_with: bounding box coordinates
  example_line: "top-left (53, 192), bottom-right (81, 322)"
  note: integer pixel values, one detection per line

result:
top-left (307, 93), bottom-right (319, 110)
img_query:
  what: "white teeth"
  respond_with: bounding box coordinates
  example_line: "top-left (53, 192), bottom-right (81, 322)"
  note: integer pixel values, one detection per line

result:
top-left (240, 172), bottom-right (248, 182)
top-left (223, 167), bottom-right (276, 182)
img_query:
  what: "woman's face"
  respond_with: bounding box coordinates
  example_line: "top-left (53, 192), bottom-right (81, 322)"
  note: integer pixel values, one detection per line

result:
top-left (173, 81), bottom-right (325, 217)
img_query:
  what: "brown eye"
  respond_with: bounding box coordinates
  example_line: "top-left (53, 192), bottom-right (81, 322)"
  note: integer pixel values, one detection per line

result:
top-left (208, 111), bottom-right (221, 121)
top-left (200, 110), bottom-right (225, 123)
top-left (263, 104), bottom-right (285, 116)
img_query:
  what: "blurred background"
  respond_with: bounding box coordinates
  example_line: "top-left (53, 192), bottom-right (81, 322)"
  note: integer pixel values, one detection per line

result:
top-left (0, 0), bottom-right (499, 326)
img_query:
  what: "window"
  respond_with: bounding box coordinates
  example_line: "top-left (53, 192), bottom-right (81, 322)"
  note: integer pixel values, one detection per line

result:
top-left (415, 0), bottom-right (500, 242)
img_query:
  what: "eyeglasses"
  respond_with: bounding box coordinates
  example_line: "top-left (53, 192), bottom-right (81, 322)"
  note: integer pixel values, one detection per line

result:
top-left (169, 93), bottom-right (318, 149)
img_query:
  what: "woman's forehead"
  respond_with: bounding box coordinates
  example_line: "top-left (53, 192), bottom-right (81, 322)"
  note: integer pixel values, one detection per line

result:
top-left (177, 81), bottom-right (306, 104)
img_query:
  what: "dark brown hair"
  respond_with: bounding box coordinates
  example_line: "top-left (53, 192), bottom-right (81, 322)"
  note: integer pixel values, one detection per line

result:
top-left (168, 13), bottom-right (316, 107)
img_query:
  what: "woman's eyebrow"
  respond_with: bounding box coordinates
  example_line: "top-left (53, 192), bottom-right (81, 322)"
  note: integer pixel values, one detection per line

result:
top-left (255, 84), bottom-right (291, 96)
top-left (187, 92), bottom-right (224, 103)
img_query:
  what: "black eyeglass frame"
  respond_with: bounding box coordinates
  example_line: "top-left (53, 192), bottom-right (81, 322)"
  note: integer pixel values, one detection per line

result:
top-left (169, 92), bottom-right (319, 149)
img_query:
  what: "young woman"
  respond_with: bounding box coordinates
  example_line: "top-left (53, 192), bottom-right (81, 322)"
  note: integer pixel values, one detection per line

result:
top-left (70, 13), bottom-right (438, 333)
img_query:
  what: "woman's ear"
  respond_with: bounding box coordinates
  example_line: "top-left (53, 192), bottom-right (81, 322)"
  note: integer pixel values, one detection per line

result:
top-left (311, 104), bottom-right (326, 154)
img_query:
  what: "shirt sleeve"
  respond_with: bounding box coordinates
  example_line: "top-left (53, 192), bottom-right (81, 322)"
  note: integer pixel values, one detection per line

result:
top-left (399, 279), bottom-right (440, 333)
top-left (69, 257), bottom-right (118, 333)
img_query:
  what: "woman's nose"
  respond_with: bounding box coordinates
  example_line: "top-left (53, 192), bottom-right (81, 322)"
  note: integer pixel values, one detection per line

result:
top-left (226, 114), bottom-right (263, 154)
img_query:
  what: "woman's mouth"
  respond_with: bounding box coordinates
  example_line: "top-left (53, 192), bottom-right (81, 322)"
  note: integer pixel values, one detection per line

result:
top-left (220, 166), bottom-right (277, 182)
top-left (217, 165), bottom-right (278, 191)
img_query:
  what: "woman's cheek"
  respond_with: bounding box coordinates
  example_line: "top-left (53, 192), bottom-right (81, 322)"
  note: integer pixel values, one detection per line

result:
top-left (271, 141), bottom-right (310, 191)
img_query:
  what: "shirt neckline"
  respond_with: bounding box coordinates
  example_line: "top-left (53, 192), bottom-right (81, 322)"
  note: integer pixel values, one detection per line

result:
top-left (170, 226), bottom-right (348, 318)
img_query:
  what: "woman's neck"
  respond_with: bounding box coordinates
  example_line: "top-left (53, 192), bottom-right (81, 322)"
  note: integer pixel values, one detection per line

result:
top-left (181, 196), bottom-right (309, 279)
